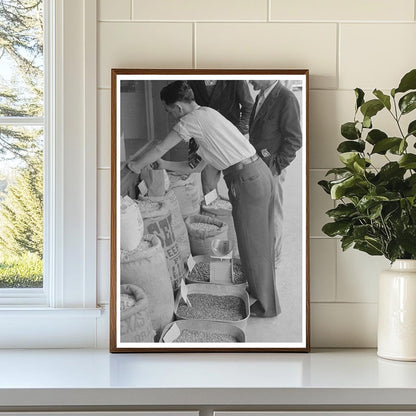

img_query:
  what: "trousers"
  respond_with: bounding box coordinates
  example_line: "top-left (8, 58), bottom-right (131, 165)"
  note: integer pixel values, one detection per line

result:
top-left (273, 168), bottom-right (286, 267)
top-left (224, 157), bottom-right (281, 317)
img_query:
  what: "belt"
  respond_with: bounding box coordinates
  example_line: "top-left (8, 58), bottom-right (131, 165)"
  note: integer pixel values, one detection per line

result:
top-left (223, 154), bottom-right (259, 177)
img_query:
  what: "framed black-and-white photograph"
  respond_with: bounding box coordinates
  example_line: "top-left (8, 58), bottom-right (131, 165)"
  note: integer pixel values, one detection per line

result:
top-left (110, 69), bottom-right (309, 352)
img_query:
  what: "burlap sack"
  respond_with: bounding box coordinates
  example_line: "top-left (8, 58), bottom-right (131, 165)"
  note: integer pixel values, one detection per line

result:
top-left (141, 167), bottom-right (170, 197)
top-left (137, 200), bottom-right (186, 291)
top-left (168, 173), bottom-right (201, 217)
top-left (120, 284), bottom-right (155, 343)
top-left (201, 197), bottom-right (238, 256)
top-left (142, 191), bottom-right (191, 263)
top-left (185, 214), bottom-right (228, 256)
top-left (120, 235), bottom-right (174, 338)
top-left (120, 196), bottom-right (144, 251)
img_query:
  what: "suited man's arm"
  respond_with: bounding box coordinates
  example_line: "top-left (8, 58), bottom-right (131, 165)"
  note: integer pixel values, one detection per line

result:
top-left (236, 81), bottom-right (254, 135)
top-left (274, 94), bottom-right (302, 173)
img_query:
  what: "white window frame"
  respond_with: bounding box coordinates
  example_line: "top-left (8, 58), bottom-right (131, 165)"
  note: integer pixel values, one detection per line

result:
top-left (0, 0), bottom-right (101, 348)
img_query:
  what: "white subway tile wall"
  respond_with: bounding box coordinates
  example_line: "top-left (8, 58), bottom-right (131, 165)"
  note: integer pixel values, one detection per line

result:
top-left (132, 0), bottom-right (268, 21)
top-left (196, 23), bottom-right (338, 89)
top-left (98, 90), bottom-right (111, 168)
top-left (99, 0), bottom-right (131, 21)
top-left (310, 239), bottom-right (336, 302)
top-left (96, 0), bottom-right (416, 347)
top-left (270, 0), bottom-right (415, 22)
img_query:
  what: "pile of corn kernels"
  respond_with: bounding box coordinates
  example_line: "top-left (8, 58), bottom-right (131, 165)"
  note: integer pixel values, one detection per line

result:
top-left (172, 329), bottom-right (237, 342)
top-left (189, 222), bottom-right (220, 232)
top-left (177, 294), bottom-right (246, 321)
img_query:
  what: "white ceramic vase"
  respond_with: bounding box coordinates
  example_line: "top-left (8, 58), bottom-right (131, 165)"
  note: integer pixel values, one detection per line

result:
top-left (378, 259), bottom-right (416, 361)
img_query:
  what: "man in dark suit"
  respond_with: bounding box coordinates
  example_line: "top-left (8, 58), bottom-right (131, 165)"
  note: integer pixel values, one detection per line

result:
top-left (189, 80), bottom-right (254, 194)
top-left (249, 80), bottom-right (302, 268)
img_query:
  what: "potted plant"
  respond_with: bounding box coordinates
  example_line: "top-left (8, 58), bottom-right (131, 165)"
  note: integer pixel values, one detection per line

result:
top-left (319, 68), bottom-right (416, 361)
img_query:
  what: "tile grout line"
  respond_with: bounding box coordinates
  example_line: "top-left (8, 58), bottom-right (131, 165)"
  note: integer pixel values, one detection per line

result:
top-left (333, 230), bottom-right (338, 302)
top-left (97, 19), bottom-right (415, 24)
top-left (268, 0), bottom-right (271, 22)
top-left (336, 22), bottom-right (341, 90)
top-left (130, 0), bottom-right (133, 20)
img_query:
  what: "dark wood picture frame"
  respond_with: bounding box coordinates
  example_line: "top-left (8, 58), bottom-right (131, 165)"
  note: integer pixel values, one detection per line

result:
top-left (110, 69), bottom-right (310, 352)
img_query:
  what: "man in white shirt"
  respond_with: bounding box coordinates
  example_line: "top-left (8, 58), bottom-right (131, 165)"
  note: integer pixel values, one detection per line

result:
top-left (128, 81), bottom-right (280, 318)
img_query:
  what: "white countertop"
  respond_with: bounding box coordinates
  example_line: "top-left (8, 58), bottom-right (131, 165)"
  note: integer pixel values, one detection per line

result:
top-left (0, 348), bottom-right (416, 408)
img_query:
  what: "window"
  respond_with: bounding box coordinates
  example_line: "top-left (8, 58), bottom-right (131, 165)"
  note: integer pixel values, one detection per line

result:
top-left (0, 0), bottom-right (100, 348)
top-left (0, 0), bottom-right (45, 295)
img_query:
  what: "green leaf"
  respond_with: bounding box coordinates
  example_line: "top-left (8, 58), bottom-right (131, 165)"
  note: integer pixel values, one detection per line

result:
top-left (341, 122), bottom-right (361, 140)
top-left (373, 89), bottom-right (391, 110)
top-left (395, 69), bottom-right (416, 94)
top-left (407, 120), bottom-right (416, 137)
top-left (399, 139), bottom-right (407, 155)
top-left (341, 235), bottom-right (355, 251)
top-left (357, 195), bottom-right (389, 211)
top-left (369, 203), bottom-right (383, 220)
top-left (399, 154), bottom-right (416, 169)
top-left (386, 240), bottom-right (403, 263)
top-left (353, 158), bottom-right (366, 174)
top-left (398, 227), bottom-right (416, 255)
top-left (399, 92), bottom-right (416, 115)
top-left (339, 152), bottom-right (360, 166)
top-left (371, 137), bottom-right (402, 154)
top-left (337, 140), bottom-right (365, 153)
top-left (360, 99), bottom-right (384, 119)
top-left (377, 162), bottom-right (406, 181)
top-left (366, 129), bottom-right (388, 145)
top-left (389, 139), bottom-right (408, 155)
top-left (363, 116), bottom-right (372, 129)
top-left (330, 176), bottom-right (358, 199)
top-left (325, 167), bottom-right (352, 176)
top-left (355, 88), bottom-right (365, 110)
top-left (322, 221), bottom-right (351, 237)
top-left (326, 203), bottom-right (357, 220)
top-left (354, 241), bottom-right (383, 256)
top-left (353, 224), bottom-right (374, 240)
top-left (318, 180), bottom-right (331, 194)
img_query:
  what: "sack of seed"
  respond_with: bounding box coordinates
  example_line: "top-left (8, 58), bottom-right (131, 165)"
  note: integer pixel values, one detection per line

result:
top-left (121, 234), bottom-right (174, 339)
top-left (120, 196), bottom-right (144, 251)
top-left (141, 191), bottom-right (191, 263)
top-left (201, 197), bottom-right (239, 256)
top-left (120, 284), bottom-right (155, 343)
top-left (185, 214), bottom-right (228, 256)
top-left (137, 199), bottom-right (186, 292)
top-left (140, 166), bottom-right (170, 197)
top-left (168, 173), bottom-right (201, 217)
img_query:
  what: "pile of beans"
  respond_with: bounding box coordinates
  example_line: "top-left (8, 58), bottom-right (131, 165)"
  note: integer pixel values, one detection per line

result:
top-left (188, 222), bottom-right (220, 233)
top-left (137, 199), bottom-right (161, 214)
top-left (137, 240), bottom-right (152, 250)
top-left (189, 261), bottom-right (246, 285)
top-left (208, 198), bottom-right (232, 210)
top-left (172, 329), bottom-right (237, 343)
top-left (120, 294), bottom-right (135, 311)
top-left (177, 294), bottom-right (246, 321)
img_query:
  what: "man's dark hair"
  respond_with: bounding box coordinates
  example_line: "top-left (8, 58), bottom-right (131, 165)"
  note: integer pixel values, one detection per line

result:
top-left (160, 81), bottom-right (195, 105)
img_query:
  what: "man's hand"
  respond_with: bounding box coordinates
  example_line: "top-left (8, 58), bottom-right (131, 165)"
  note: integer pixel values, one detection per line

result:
top-left (127, 160), bottom-right (141, 175)
top-left (153, 159), bottom-right (166, 170)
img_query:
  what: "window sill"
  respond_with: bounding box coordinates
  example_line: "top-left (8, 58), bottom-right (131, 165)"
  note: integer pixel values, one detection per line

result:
top-left (0, 307), bottom-right (103, 348)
